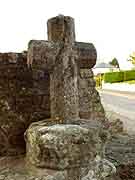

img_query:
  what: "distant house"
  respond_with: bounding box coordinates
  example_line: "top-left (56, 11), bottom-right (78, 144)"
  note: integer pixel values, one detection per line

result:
top-left (93, 62), bottom-right (119, 76)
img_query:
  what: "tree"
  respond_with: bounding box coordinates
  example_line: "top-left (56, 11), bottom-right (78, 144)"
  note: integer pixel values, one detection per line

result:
top-left (109, 58), bottom-right (120, 70)
top-left (128, 52), bottom-right (135, 66)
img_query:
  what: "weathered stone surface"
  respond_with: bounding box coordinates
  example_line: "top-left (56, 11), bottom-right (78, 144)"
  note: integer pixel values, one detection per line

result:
top-left (50, 46), bottom-right (79, 120)
top-left (75, 42), bottom-right (97, 69)
top-left (27, 40), bottom-right (61, 70)
top-left (81, 156), bottom-right (116, 180)
top-left (105, 134), bottom-right (135, 180)
top-left (0, 106), bottom-right (26, 156)
top-left (115, 162), bottom-right (135, 180)
top-left (27, 15), bottom-right (104, 121)
top-left (108, 119), bottom-right (124, 136)
top-left (79, 69), bottom-right (105, 121)
top-left (0, 14), bottom-right (111, 180)
top-left (106, 134), bottom-right (135, 167)
top-left (26, 121), bottom-right (101, 169)
top-left (0, 52), bottom-right (50, 155)
top-left (0, 155), bottom-right (115, 180)
top-left (47, 15), bottom-right (75, 44)
top-left (25, 118), bottom-right (115, 179)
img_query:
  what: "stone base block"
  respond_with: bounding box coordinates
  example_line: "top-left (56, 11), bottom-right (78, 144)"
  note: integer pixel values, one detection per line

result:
top-left (25, 120), bottom-right (101, 170)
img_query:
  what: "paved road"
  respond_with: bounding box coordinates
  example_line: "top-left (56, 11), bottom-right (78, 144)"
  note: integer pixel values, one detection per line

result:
top-left (99, 90), bottom-right (135, 133)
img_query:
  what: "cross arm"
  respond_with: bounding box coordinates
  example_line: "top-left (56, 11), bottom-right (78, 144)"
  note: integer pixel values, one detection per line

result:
top-left (27, 40), bottom-right (61, 71)
top-left (75, 42), bottom-right (97, 69)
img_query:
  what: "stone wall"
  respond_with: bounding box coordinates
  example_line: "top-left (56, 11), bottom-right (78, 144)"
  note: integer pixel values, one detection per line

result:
top-left (0, 52), bottom-right (50, 155)
top-left (79, 69), bottom-right (105, 121)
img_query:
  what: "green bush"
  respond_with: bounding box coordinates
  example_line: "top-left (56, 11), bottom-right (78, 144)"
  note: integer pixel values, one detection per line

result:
top-left (104, 70), bottom-right (135, 83)
top-left (123, 70), bottom-right (135, 81)
top-left (104, 71), bottom-right (124, 83)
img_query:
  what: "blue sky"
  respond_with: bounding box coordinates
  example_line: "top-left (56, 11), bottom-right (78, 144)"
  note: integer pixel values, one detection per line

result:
top-left (0, 0), bottom-right (134, 69)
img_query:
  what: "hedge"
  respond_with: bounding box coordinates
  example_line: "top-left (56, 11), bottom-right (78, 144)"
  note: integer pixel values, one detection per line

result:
top-left (104, 71), bottom-right (124, 83)
top-left (123, 70), bottom-right (135, 81)
top-left (104, 70), bottom-right (135, 83)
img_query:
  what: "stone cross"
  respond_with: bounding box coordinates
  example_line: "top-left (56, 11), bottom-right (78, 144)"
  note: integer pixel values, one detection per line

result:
top-left (27, 15), bottom-right (97, 121)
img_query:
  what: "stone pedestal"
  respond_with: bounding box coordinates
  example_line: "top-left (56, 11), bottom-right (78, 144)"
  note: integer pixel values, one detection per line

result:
top-left (25, 119), bottom-right (116, 179)
top-left (26, 123), bottom-right (98, 169)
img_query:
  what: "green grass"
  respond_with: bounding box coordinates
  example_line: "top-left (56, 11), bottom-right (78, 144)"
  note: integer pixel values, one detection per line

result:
top-left (125, 80), bottom-right (135, 84)
top-left (118, 80), bottom-right (135, 84)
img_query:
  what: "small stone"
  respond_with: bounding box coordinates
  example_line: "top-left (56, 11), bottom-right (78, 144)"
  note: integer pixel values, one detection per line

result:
top-left (0, 175), bottom-right (5, 180)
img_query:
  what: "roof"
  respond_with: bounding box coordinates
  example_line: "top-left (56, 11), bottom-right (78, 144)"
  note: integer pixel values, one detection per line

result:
top-left (94, 62), bottom-right (115, 68)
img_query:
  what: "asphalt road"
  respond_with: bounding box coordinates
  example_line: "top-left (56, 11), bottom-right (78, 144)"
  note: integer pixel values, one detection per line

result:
top-left (99, 90), bottom-right (135, 133)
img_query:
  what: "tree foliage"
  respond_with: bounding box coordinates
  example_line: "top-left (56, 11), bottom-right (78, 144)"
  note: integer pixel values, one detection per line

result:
top-left (128, 52), bottom-right (135, 66)
top-left (109, 58), bottom-right (120, 70)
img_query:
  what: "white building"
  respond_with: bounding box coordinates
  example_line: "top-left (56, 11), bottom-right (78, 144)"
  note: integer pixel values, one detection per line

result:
top-left (93, 62), bottom-right (119, 76)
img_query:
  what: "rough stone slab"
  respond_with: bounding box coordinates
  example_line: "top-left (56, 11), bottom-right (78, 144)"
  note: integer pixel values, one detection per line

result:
top-left (75, 42), bottom-right (97, 69)
top-left (50, 45), bottom-right (79, 120)
top-left (27, 40), bottom-right (61, 70)
top-left (105, 134), bottom-right (135, 167)
top-left (79, 69), bottom-right (105, 121)
top-left (105, 134), bottom-right (135, 180)
top-left (27, 41), bottom-right (97, 70)
top-left (0, 165), bottom-right (115, 180)
top-left (25, 120), bottom-right (104, 170)
top-left (47, 15), bottom-right (75, 44)
top-left (0, 156), bottom-right (115, 180)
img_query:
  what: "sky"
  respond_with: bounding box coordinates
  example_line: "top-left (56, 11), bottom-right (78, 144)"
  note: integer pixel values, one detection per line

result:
top-left (0, 0), bottom-right (135, 69)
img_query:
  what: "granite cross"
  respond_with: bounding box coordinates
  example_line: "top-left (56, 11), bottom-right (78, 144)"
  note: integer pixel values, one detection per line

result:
top-left (27, 15), bottom-right (97, 121)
